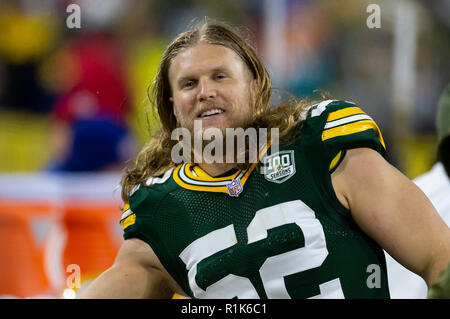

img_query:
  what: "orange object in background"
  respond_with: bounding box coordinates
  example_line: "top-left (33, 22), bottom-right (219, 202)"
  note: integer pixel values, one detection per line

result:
top-left (0, 172), bottom-right (125, 299)
top-left (61, 201), bottom-right (123, 289)
top-left (0, 200), bottom-right (56, 298)
top-left (0, 174), bottom-right (186, 299)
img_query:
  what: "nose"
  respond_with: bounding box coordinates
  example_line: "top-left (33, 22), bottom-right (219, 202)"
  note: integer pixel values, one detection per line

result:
top-left (197, 78), bottom-right (216, 102)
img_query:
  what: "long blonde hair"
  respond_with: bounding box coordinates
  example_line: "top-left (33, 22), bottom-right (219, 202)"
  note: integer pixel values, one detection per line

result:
top-left (121, 21), bottom-right (321, 202)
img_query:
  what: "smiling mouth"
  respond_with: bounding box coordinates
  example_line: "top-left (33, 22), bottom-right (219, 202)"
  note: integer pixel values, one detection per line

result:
top-left (197, 108), bottom-right (225, 118)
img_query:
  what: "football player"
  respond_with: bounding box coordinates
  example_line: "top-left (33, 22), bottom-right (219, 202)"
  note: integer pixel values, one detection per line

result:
top-left (78, 22), bottom-right (450, 299)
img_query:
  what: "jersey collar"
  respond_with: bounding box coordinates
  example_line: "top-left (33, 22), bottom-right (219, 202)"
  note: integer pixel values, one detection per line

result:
top-left (173, 142), bottom-right (271, 195)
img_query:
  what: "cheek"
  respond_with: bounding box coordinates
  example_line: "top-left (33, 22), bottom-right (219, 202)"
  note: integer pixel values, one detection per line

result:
top-left (177, 91), bottom-right (196, 109)
top-left (172, 104), bottom-right (181, 120)
top-left (172, 95), bottom-right (189, 114)
top-left (173, 95), bottom-right (196, 125)
top-left (233, 86), bottom-right (254, 115)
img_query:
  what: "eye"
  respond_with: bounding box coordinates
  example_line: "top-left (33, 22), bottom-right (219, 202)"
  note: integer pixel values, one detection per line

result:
top-left (215, 73), bottom-right (227, 80)
top-left (183, 80), bottom-right (195, 89)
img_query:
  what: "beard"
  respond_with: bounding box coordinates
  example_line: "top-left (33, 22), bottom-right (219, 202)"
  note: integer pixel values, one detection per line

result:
top-left (173, 113), bottom-right (267, 165)
top-left (173, 97), bottom-right (267, 165)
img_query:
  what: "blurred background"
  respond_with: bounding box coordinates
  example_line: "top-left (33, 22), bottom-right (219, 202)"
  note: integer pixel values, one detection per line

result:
top-left (0, 0), bottom-right (448, 298)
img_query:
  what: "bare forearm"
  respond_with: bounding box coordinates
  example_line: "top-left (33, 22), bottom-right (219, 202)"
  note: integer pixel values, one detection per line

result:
top-left (77, 264), bottom-right (172, 299)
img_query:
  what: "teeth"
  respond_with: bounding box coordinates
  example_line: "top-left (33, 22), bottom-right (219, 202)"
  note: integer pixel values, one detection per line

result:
top-left (200, 108), bottom-right (224, 117)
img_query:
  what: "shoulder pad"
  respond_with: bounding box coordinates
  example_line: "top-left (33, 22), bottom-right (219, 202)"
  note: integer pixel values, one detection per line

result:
top-left (307, 100), bottom-right (386, 152)
top-left (120, 168), bottom-right (176, 230)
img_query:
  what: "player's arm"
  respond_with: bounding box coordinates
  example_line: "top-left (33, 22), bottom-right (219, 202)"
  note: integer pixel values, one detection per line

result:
top-left (331, 147), bottom-right (450, 287)
top-left (77, 238), bottom-right (185, 298)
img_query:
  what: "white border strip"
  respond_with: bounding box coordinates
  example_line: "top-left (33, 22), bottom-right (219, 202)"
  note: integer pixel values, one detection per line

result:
top-left (0, 172), bottom-right (122, 201)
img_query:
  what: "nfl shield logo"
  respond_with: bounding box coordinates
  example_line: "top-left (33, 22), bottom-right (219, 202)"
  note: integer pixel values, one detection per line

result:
top-left (227, 178), bottom-right (243, 197)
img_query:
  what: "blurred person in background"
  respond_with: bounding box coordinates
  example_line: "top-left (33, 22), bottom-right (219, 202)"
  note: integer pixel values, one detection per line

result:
top-left (282, 0), bottom-right (337, 98)
top-left (386, 83), bottom-right (450, 298)
top-left (47, 117), bottom-right (134, 172)
top-left (45, 0), bottom-right (136, 172)
top-left (45, 32), bottom-right (135, 172)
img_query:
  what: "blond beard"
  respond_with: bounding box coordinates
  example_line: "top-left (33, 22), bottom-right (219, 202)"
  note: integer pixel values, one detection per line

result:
top-left (173, 113), bottom-right (273, 166)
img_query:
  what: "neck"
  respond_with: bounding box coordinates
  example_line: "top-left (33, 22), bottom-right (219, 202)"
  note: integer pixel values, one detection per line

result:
top-left (197, 162), bottom-right (237, 177)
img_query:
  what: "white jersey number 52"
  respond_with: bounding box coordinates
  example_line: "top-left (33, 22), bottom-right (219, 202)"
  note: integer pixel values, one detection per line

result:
top-left (179, 200), bottom-right (345, 299)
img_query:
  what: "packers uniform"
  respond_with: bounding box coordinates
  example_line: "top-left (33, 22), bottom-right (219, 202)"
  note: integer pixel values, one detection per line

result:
top-left (120, 100), bottom-right (390, 299)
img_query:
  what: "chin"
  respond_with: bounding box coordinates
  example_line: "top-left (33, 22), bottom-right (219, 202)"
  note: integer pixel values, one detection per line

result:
top-left (200, 120), bottom-right (229, 132)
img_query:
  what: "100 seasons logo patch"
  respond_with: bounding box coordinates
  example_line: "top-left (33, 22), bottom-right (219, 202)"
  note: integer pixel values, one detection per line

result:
top-left (261, 150), bottom-right (296, 184)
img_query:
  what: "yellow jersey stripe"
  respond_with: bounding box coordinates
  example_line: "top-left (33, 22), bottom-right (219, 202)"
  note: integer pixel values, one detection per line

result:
top-left (185, 164), bottom-right (241, 182)
top-left (173, 166), bottom-right (231, 193)
top-left (322, 119), bottom-right (386, 149)
top-left (121, 214), bottom-right (136, 230)
top-left (240, 142), bottom-right (271, 185)
top-left (122, 203), bottom-right (130, 212)
top-left (327, 107), bottom-right (365, 122)
top-left (329, 151), bottom-right (343, 172)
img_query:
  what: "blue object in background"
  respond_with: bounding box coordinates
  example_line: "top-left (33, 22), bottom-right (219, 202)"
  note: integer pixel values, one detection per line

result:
top-left (49, 117), bottom-right (130, 172)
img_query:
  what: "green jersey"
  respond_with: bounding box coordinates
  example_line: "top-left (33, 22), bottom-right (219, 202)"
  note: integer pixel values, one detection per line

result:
top-left (121, 100), bottom-right (390, 299)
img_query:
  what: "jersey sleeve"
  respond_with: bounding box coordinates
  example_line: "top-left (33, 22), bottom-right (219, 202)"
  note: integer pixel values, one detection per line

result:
top-left (307, 100), bottom-right (386, 172)
top-left (120, 168), bottom-right (177, 242)
top-left (120, 183), bottom-right (152, 241)
top-left (119, 178), bottom-right (191, 294)
top-left (119, 182), bottom-right (174, 276)
top-left (296, 100), bottom-right (389, 222)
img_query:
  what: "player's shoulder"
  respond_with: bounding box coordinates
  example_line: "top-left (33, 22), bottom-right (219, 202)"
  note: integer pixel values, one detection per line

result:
top-left (305, 99), bottom-right (367, 122)
top-left (301, 99), bottom-right (386, 152)
top-left (120, 168), bottom-right (178, 225)
top-left (289, 99), bottom-right (386, 174)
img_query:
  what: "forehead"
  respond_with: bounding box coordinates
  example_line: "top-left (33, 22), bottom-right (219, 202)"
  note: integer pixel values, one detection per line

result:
top-left (168, 42), bottom-right (248, 81)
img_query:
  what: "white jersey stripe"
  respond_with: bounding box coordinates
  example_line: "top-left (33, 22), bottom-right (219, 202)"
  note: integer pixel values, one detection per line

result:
top-left (310, 100), bottom-right (336, 118)
top-left (324, 114), bottom-right (373, 130)
top-left (145, 168), bottom-right (174, 186)
top-left (120, 208), bottom-right (134, 221)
